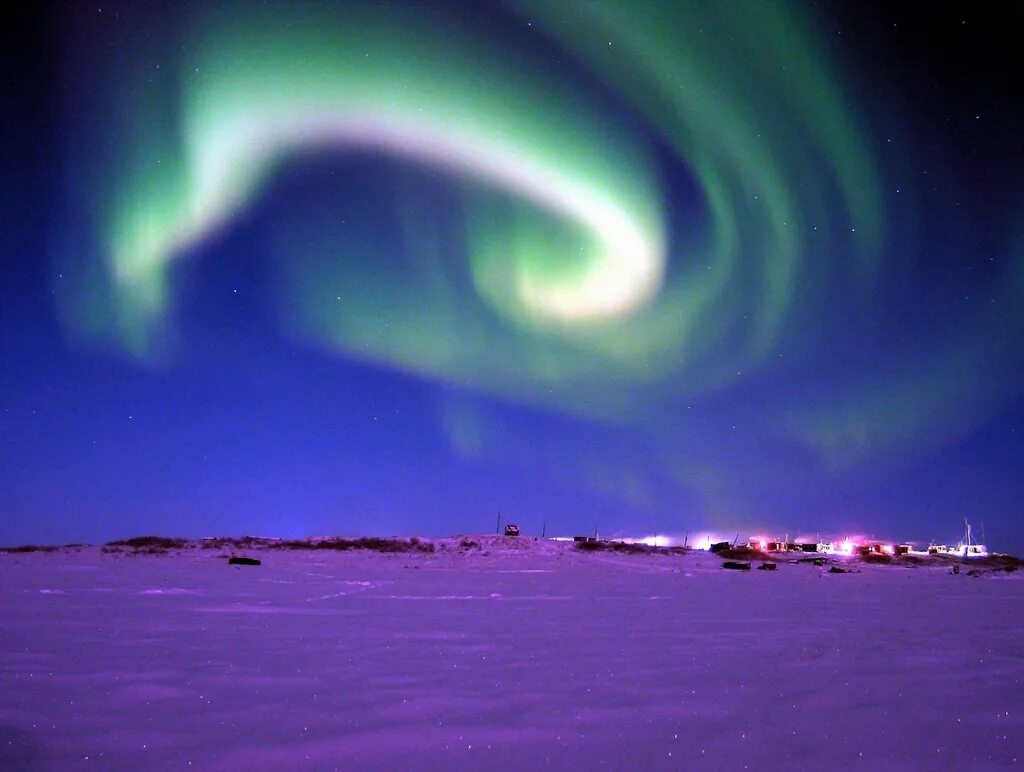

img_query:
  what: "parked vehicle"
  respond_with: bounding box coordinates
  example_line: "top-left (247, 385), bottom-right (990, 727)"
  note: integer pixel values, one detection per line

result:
top-left (504, 524), bottom-right (521, 537)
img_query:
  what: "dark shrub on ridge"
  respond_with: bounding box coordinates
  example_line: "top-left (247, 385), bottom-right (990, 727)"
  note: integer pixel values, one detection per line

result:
top-left (105, 536), bottom-right (190, 550)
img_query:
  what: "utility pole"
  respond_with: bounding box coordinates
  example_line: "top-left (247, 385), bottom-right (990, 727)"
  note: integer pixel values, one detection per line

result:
top-left (542, 522), bottom-right (546, 538)
top-left (496, 511), bottom-right (501, 535)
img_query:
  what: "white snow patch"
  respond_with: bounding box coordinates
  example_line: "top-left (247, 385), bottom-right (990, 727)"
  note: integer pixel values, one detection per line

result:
top-left (0, 544), bottom-right (1020, 770)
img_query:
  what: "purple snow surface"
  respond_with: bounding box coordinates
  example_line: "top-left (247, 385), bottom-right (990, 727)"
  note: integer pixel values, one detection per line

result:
top-left (1, 543), bottom-right (1022, 770)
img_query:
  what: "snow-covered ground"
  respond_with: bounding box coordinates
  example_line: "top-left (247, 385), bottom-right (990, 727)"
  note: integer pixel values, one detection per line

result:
top-left (1, 538), bottom-right (1022, 770)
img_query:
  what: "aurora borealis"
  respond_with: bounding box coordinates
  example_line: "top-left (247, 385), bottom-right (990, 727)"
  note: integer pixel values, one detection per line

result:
top-left (2, 1), bottom-right (1022, 549)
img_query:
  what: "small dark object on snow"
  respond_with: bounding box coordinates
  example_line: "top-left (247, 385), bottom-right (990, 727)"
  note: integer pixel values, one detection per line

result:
top-left (228, 556), bottom-right (261, 566)
top-left (951, 564), bottom-right (960, 575)
top-left (722, 561), bottom-right (751, 571)
top-left (813, 558), bottom-right (826, 566)
top-left (966, 569), bottom-right (984, 578)
top-left (709, 541), bottom-right (731, 553)
top-left (828, 566), bottom-right (849, 574)
top-left (757, 562), bottom-right (777, 571)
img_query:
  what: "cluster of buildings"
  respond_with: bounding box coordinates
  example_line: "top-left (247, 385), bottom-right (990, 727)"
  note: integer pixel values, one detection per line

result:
top-left (569, 522), bottom-right (992, 558)
top-left (745, 538), bottom-right (900, 556)
top-left (743, 535), bottom-right (988, 558)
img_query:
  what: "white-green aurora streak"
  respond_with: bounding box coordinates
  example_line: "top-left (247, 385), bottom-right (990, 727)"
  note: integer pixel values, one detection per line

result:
top-left (57, 0), bottom-right (1021, 478)
top-left (76, 1), bottom-right (877, 375)
top-left (100, 4), bottom-right (666, 357)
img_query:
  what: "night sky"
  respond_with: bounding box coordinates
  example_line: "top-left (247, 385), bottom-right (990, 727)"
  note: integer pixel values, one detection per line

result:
top-left (2, 1), bottom-right (1021, 551)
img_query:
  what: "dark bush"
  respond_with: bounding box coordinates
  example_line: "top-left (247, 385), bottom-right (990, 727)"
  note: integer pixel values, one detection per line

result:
top-left (860, 553), bottom-right (893, 564)
top-left (275, 537), bottom-right (435, 553)
top-left (198, 536), bottom-right (234, 548)
top-left (611, 541), bottom-right (654, 554)
top-left (982, 553), bottom-right (1024, 569)
top-left (0, 544), bottom-right (58, 553)
top-left (716, 546), bottom-right (760, 560)
top-left (575, 540), bottom-right (654, 554)
top-left (105, 536), bottom-right (190, 550)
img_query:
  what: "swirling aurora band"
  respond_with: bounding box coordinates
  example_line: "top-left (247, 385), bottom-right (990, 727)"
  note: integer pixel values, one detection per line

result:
top-left (57, 0), bottom-right (1022, 474)
top-left (96, 3), bottom-right (666, 360)
top-left (76, 0), bottom-right (877, 361)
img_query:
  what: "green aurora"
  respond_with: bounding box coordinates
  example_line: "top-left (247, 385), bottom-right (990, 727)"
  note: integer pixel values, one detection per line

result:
top-left (55, 0), bottom-right (1022, 494)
